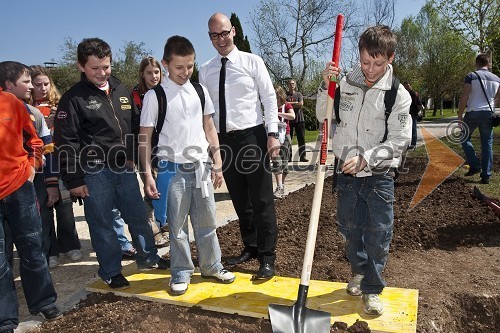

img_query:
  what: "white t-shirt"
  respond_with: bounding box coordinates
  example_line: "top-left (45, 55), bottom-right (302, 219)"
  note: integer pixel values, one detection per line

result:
top-left (140, 78), bottom-right (215, 164)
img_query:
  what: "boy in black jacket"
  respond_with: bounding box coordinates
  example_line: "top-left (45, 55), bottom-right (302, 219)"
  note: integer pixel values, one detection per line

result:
top-left (53, 38), bottom-right (168, 289)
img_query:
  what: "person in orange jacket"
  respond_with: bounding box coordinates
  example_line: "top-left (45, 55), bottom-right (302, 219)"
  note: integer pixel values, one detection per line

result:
top-left (0, 88), bottom-right (63, 332)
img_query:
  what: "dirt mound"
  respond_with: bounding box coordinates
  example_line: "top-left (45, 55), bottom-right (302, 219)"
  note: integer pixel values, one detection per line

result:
top-left (29, 155), bottom-right (500, 333)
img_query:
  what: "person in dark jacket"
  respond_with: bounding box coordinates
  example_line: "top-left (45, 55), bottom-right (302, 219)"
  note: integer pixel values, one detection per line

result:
top-left (403, 82), bottom-right (423, 149)
top-left (53, 38), bottom-right (168, 290)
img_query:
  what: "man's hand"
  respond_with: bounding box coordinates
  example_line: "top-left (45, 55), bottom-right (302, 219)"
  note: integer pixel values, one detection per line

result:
top-left (341, 155), bottom-right (367, 175)
top-left (211, 163), bottom-right (224, 189)
top-left (46, 187), bottom-right (60, 207)
top-left (70, 185), bottom-right (89, 198)
top-left (267, 137), bottom-right (280, 158)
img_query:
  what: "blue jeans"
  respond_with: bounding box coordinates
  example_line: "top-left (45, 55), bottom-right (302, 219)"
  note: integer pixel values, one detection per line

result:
top-left (112, 208), bottom-right (134, 252)
top-left (336, 174), bottom-right (394, 294)
top-left (82, 166), bottom-right (160, 280)
top-left (461, 111), bottom-right (494, 177)
top-left (0, 181), bottom-right (57, 332)
top-left (410, 115), bottom-right (417, 147)
top-left (164, 162), bottom-right (223, 284)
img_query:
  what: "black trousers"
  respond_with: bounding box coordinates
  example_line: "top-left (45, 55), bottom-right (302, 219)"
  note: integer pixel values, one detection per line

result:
top-left (289, 121), bottom-right (306, 159)
top-left (219, 125), bottom-right (278, 264)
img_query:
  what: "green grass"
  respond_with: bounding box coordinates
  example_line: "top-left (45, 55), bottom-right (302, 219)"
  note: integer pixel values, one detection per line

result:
top-left (299, 123), bottom-right (498, 199)
top-left (291, 130), bottom-right (320, 145)
top-left (421, 108), bottom-right (458, 120)
top-left (409, 130), bottom-right (499, 199)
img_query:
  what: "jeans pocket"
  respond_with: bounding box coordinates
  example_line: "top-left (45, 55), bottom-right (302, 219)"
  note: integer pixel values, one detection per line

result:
top-left (373, 187), bottom-right (393, 203)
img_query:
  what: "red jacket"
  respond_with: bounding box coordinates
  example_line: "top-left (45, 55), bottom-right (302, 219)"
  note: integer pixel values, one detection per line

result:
top-left (0, 90), bottom-right (43, 199)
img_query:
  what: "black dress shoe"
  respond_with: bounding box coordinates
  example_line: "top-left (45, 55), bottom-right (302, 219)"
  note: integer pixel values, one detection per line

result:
top-left (256, 262), bottom-right (275, 279)
top-left (226, 249), bottom-right (257, 265)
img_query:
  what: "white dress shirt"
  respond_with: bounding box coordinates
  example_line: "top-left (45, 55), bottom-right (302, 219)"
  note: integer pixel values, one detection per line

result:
top-left (199, 47), bottom-right (278, 133)
top-left (140, 77), bottom-right (215, 164)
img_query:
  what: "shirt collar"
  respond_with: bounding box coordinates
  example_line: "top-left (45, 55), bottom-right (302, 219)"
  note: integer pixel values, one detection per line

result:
top-left (218, 46), bottom-right (239, 64)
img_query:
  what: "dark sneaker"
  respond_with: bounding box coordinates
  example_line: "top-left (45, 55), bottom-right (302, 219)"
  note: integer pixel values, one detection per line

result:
top-left (465, 168), bottom-right (480, 177)
top-left (104, 273), bottom-right (130, 289)
top-left (481, 176), bottom-right (490, 184)
top-left (38, 306), bottom-right (63, 321)
top-left (139, 258), bottom-right (169, 271)
top-left (122, 247), bottom-right (137, 260)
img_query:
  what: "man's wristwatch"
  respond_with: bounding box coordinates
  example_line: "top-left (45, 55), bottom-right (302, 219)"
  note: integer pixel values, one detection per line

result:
top-left (267, 132), bottom-right (279, 139)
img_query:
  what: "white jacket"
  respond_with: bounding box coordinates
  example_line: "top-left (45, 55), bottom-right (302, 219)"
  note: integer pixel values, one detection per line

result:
top-left (316, 63), bottom-right (411, 177)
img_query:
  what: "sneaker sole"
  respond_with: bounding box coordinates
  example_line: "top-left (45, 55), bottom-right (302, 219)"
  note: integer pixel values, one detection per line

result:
top-left (201, 275), bottom-right (236, 284)
top-left (346, 288), bottom-right (362, 296)
top-left (363, 306), bottom-right (384, 315)
top-left (170, 286), bottom-right (188, 296)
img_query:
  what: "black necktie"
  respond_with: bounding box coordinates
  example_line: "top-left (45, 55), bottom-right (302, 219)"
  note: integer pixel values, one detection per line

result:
top-left (219, 57), bottom-right (228, 135)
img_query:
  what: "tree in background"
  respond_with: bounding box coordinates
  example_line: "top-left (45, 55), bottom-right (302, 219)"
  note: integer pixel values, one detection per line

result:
top-left (49, 37), bottom-right (80, 94)
top-left (230, 13), bottom-right (251, 53)
top-left (395, 3), bottom-right (475, 116)
top-left (112, 41), bottom-right (151, 89)
top-left (432, 0), bottom-right (499, 53)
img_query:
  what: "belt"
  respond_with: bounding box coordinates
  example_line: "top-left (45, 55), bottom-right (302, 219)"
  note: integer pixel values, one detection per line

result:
top-left (220, 124), bottom-right (262, 138)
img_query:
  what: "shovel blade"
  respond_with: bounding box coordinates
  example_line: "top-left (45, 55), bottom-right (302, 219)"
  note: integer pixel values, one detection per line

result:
top-left (269, 303), bottom-right (331, 333)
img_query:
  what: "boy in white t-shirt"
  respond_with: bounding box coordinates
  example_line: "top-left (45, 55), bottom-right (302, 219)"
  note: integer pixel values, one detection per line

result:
top-left (139, 35), bottom-right (235, 296)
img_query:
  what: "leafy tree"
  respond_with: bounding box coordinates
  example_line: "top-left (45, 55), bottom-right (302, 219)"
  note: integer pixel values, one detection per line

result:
top-left (230, 13), bottom-right (252, 53)
top-left (50, 37), bottom-right (80, 94)
top-left (113, 41), bottom-right (151, 89)
top-left (432, 0), bottom-right (500, 53)
top-left (395, 3), bottom-right (474, 116)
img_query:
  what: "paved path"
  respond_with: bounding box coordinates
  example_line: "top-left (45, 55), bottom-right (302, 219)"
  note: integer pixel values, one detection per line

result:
top-left (14, 118), bottom-right (455, 332)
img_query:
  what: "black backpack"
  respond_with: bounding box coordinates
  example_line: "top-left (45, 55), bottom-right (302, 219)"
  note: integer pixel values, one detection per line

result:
top-left (151, 81), bottom-right (205, 167)
top-left (334, 76), bottom-right (400, 143)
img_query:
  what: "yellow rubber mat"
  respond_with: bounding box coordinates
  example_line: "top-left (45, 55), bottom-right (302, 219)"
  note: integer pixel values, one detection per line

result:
top-left (87, 265), bottom-right (418, 333)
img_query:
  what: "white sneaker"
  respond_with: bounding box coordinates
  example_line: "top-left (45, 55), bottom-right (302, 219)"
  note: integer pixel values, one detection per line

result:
top-left (346, 274), bottom-right (364, 296)
top-left (202, 268), bottom-right (236, 284)
top-left (65, 249), bottom-right (83, 262)
top-left (170, 282), bottom-right (188, 296)
top-left (362, 293), bottom-right (384, 315)
top-left (48, 256), bottom-right (59, 269)
top-left (273, 185), bottom-right (285, 199)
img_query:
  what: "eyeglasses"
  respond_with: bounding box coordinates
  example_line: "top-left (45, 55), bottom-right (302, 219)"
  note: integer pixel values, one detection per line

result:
top-left (208, 27), bottom-right (233, 40)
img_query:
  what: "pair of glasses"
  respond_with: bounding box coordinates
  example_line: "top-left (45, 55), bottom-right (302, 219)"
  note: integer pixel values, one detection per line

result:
top-left (208, 27), bottom-right (233, 40)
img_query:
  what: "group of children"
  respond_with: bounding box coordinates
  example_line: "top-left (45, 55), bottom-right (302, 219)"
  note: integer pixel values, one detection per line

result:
top-left (1, 19), bottom-right (413, 332)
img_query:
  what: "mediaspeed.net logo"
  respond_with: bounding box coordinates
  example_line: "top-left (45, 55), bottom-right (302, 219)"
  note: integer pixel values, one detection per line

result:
top-left (409, 120), bottom-right (465, 210)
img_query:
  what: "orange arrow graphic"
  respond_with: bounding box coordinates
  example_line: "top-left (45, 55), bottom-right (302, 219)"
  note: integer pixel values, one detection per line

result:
top-left (409, 127), bottom-right (464, 210)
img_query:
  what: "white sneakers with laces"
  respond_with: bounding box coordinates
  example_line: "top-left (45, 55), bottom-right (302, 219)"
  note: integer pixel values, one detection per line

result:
top-left (346, 274), bottom-right (363, 296)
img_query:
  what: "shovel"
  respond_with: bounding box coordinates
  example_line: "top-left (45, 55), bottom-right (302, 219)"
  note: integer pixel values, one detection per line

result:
top-left (268, 14), bottom-right (344, 333)
top-left (473, 186), bottom-right (500, 217)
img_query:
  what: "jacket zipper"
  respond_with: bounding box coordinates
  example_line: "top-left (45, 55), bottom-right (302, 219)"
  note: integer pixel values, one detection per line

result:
top-left (105, 91), bottom-right (124, 145)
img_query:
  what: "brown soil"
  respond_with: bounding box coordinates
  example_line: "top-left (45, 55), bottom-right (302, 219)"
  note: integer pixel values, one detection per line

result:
top-left (29, 155), bottom-right (500, 333)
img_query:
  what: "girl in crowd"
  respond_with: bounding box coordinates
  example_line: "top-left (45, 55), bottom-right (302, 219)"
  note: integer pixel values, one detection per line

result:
top-left (272, 85), bottom-right (295, 199)
top-left (30, 65), bottom-right (82, 268)
top-left (114, 56), bottom-right (168, 257)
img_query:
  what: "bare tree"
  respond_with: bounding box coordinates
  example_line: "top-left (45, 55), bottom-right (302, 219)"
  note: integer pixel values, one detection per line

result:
top-left (249, 0), bottom-right (397, 91)
top-left (249, 0), bottom-right (358, 90)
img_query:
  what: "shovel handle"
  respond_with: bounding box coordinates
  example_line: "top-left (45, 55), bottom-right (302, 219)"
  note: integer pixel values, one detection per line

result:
top-left (300, 14), bottom-right (344, 286)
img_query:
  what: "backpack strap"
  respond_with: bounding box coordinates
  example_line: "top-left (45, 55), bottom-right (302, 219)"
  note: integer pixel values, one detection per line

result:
top-left (131, 90), bottom-right (142, 109)
top-left (380, 76), bottom-right (400, 143)
top-left (191, 81), bottom-right (206, 129)
top-left (334, 86), bottom-right (341, 124)
top-left (153, 84), bottom-right (167, 136)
